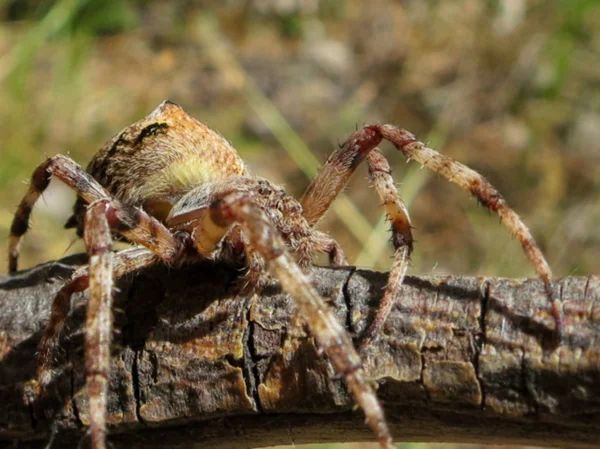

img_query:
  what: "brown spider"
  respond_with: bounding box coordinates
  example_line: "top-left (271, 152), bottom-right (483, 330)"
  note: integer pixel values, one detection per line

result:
top-left (8, 101), bottom-right (561, 449)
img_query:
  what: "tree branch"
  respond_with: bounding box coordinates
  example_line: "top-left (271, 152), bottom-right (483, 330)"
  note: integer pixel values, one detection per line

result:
top-left (0, 257), bottom-right (598, 448)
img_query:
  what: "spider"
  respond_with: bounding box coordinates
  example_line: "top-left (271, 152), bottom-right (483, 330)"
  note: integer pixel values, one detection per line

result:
top-left (8, 101), bottom-right (561, 449)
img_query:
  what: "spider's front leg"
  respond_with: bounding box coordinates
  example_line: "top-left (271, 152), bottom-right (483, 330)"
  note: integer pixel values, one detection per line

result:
top-left (9, 155), bottom-right (108, 273)
top-left (8, 155), bottom-right (182, 274)
top-left (82, 200), bottom-right (114, 449)
top-left (167, 189), bottom-right (395, 449)
top-left (38, 241), bottom-right (159, 449)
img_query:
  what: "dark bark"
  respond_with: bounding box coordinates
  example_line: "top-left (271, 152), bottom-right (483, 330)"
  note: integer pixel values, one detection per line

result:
top-left (0, 256), bottom-right (598, 448)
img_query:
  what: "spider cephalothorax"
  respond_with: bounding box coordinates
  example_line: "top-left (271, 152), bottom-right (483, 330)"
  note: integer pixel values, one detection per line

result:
top-left (8, 101), bottom-right (561, 449)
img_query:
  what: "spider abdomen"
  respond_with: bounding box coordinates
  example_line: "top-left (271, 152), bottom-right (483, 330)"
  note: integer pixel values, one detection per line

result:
top-left (66, 101), bottom-right (249, 233)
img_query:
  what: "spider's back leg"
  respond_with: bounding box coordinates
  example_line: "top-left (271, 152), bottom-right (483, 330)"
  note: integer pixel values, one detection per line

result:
top-left (37, 242), bottom-right (159, 449)
top-left (8, 155), bottom-right (185, 273)
top-left (300, 124), bottom-right (560, 342)
top-left (360, 149), bottom-right (413, 350)
top-left (374, 124), bottom-right (562, 339)
top-left (38, 247), bottom-right (158, 390)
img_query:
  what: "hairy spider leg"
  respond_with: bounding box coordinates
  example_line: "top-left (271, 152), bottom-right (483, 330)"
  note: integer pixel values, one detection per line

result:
top-left (168, 189), bottom-right (395, 449)
top-left (9, 155), bottom-right (107, 273)
top-left (8, 155), bottom-right (183, 274)
top-left (300, 128), bottom-right (385, 226)
top-left (37, 245), bottom-right (158, 449)
top-left (84, 200), bottom-right (114, 449)
top-left (38, 267), bottom-right (89, 388)
top-left (374, 124), bottom-right (562, 340)
top-left (360, 149), bottom-right (413, 350)
top-left (302, 124), bottom-right (561, 341)
top-left (37, 246), bottom-right (158, 387)
top-left (300, 140), bottom-right (414, 348)
top-left (314, 230), bottom-right (348, 265)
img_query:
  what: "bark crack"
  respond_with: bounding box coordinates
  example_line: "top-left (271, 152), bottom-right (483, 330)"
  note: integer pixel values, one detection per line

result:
top-left (340, 266), bottom-right (357, 337)
top-left (419, 352), bottom-right (430, 400)
top-left (583, 275), bottom-right (591, 301)
top-left (584, 274), bottom-right (595, 320)
top-left (125, 278), bottom-right (146, 426)
top-left (243, 297), bottom-right (262, 412)
top-left (475, 278), bottom-right (491, 410)
top-left (521, 348), bottom-right (539, 416)
top-left (131, 350), bottom-right (145, 425)
top-left (68, 340), bottom-right (80, 426)
top-left (28, 393), bottom-right (38, 431)
top-left (418, 279), bottom-right (439, 401)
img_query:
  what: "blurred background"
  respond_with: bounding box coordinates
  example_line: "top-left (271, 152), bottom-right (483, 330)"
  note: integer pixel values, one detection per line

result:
top-left (0, 1), bottom-right (598, 448)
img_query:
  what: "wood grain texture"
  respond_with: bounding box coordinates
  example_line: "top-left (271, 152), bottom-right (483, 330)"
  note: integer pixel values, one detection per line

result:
top-left (0, 256), bottom-right (598, 448)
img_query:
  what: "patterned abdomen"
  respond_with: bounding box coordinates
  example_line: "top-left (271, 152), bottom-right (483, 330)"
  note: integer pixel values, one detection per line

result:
top-left (66, 101), bottom-right (248, 233)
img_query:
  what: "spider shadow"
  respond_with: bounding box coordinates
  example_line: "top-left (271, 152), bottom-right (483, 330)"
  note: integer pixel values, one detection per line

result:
top-left (121, 259), bottom-right (247, 349)
top-left (485, 295), bottom-right (559, 350)
top-left (401, 276), bottom-right (559, 349)
top-left (0, 256), bottom-right (247, 439)
top-left (0, 254), bottom-right (88, 290)
top-left (0, 326), bottom-right (78, 435)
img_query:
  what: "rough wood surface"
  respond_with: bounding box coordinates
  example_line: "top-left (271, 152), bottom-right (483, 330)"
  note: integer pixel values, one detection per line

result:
top-left (0, 256), bottom-right (599, 448)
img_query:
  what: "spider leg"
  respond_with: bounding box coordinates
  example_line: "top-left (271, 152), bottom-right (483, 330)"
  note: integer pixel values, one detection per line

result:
top-left (9, 155), bottom-right (183, 273)
top-left (83, 200), bottom-right (114, 449)
top-left (38, 266), bottom-right (90, 388)
top-left (302, 125), bottom-right (561, 340)
top-left (300, 128), bottom-right (383, 226)
top-left (9, 155), bottom-right (107, 273)
top-left (303, 124), bottom-right (561, 339)
top-left (301, 143), bottom-right (414, 348)
top-left (359, 149), bottom-right (413, 351)
top-left (314, 231), bottom-right (347, 265)
top-left (374, 124), bottom-right (562, 339)
top-left (37, 243), bottom-right (158, 449)
top-left (203, 191), bottom-right (394, 449)
top-left (37, 246), bottom-right (157, 388)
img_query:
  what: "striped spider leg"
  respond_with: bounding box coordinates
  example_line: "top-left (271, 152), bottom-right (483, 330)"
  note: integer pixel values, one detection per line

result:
top-left (9, 155), bottom-right (183, 449)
